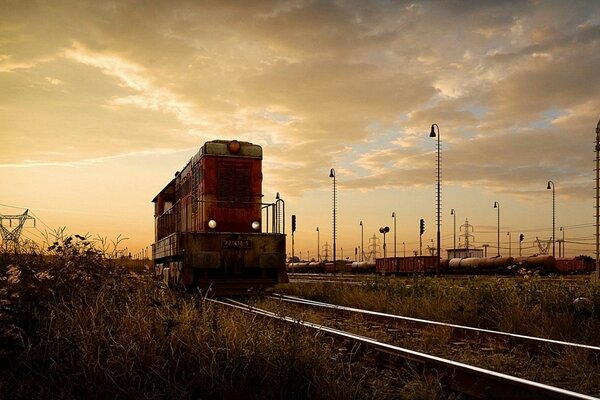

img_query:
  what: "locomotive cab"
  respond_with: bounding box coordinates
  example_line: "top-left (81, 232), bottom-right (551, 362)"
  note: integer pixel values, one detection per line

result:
top-left (151, 140), bottom-right (287, 294)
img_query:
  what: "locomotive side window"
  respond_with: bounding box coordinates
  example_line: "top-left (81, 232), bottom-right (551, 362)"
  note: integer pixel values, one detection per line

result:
top-left (217, 163), bottom-right (251, 206)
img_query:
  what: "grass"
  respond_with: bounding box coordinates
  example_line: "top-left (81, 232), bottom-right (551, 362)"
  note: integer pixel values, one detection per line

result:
top-left (4, 234), bottom-right (598, 398)
top-left (0, 236), bottom-right (455, 400)
top-left (270, 276), bottom-right (600, 396)
top-left (276, 275), bottom-right (600, 344)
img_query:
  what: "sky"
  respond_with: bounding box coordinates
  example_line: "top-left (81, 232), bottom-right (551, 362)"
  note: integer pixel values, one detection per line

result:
top-left (2, 0), bottom-right (600, 260)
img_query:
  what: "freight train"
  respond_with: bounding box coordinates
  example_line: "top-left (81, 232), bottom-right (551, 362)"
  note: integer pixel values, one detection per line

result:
top-left (152, 140), bottom-right (288, 294)
top-left (375, 255), bottom-right (594, 275)
top-left (288, 255), bottom-right (594, 275)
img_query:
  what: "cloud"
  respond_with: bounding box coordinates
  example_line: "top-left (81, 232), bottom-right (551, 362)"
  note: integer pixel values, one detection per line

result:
top-left (2, 0), bottom-right (600, 203)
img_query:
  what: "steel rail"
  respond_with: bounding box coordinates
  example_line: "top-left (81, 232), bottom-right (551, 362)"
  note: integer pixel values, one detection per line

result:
top-left (208, 297), bottom-right (597, 400)
top-left (270, 294), bottom-right (600, 354)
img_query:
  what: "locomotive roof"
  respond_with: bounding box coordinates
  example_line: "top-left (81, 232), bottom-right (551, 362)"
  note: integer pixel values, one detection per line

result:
top-left (199, 140), bottom-right (262, 159)
top-left (152, 140), bottom-right (262, 202)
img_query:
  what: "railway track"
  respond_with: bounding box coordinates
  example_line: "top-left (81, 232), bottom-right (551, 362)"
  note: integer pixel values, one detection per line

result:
top-left (268, 293), bottom-right (600, 357)
top-left (208, 296), bottom-right (598, 400)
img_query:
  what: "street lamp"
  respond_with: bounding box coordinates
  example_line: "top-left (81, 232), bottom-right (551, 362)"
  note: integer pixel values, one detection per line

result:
top-left (379, 226), bottom-right (390, 274)
top-left (316, 227), bottom-right (320, 262)
top-left (429, 124), bottom-right (441, 273)
top-left (507, 231), bottom-right (511, 257)
top-left (329, 168), bottom-right (336, 272)
top-left (359, 220), bottom-right (364, 262)
top-left (450, 209), bottom-right (456, 249)
top-left (560, 226), bottom-right (565, 258)
top-left (391, 212), bottom-right (397, 259)
top-left (403, 241), bottom-right (406, 257)
top-left (596, 118), bottom-right (600, 280)
top-left (547, 180), bottom-right (555, 257)
top-left (493, 201), bottom-right (500, 256)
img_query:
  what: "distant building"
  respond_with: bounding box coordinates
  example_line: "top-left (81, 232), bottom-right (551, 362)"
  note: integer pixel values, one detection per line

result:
top-left (446, 248), bottom-right (484, 259)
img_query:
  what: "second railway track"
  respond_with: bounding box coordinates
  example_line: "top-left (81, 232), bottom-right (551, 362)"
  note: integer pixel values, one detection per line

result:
top-left (208, 296), bottom-right (598, 399)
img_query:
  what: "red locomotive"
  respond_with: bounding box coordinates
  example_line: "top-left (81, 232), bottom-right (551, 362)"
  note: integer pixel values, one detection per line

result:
top-left (152, 140), bottom-right (288, 294)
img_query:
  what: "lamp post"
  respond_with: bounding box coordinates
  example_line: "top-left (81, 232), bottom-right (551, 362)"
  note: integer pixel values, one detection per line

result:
top-left (403, 241), bottom-right (406, 257)
top-left (359, 220), bottom-right (364, 262)
top-left (596, 120), bottom-right (600, 281)
top-left (429, 124), bottom-right (441, 273)
top-left (493, 201), bottom-right (500, 256)
top-left (507, 231), bottom-right (511, 257)
top-left (560, 226), bottom-right (565, 258)
top-left (379, 226), bottom-right (390, 274)
top-left (391, 212), bottom-right (397, 259)
top-left (316, 227), bottom-right (320, 262)
top-left (329, 168), bottom-right (336, 272)
top-left (547, 180), bottom-right (555, 257)
top-left (450, 209), bottom-right (456, 249)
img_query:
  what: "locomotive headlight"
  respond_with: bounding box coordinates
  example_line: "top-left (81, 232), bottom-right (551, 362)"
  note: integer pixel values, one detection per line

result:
top-left (251, 221), bottom-right (260, 231)
top-left (208, 220), bottom-right (217, 229)
top-left (228, 140), bottom-right (241, 154)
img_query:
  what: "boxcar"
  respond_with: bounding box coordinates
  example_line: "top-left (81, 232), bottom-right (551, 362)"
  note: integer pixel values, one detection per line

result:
top-left (375, 256), bottom-right (437, 275)
top-left (152, 140), bottom-right (288, 294)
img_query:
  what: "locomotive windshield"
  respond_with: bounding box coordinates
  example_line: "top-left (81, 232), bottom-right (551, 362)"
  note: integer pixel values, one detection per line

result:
top-left (217, 163), bottom-right (252, 206)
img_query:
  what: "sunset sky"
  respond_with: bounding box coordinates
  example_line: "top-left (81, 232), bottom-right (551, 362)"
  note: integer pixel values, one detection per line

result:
top-left (2, 0), bottom-right (600, 260)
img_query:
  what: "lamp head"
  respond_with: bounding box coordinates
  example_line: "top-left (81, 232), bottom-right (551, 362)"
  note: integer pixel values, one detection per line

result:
top-left (494, 202), bottom-right (498, 208)
top-left (329, 168), bottom-right (335, 178)
top-left (392, 212), bottom-right (395, 217)
top-left (547, 181), bottom-right (552, 190)
top-left (429, 124), bottom-right (436, 137)
top-left (450, 209), bottom-right (454, 215)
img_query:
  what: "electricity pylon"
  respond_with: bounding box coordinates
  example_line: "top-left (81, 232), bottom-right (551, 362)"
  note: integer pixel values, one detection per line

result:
top-left (0, 209), bottom-right (35, 253)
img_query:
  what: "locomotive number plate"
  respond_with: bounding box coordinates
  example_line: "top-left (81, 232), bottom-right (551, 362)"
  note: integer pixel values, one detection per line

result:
top-left (223, 239), bottom-right (252, 249)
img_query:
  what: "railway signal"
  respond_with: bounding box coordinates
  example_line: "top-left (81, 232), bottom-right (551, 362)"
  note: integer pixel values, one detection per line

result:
top-left (519, 233), bottom-right (524, 256)
top-left (291, 215), bottom-right (296, 232)
top-left (420, 219), bottom-right (425, 235)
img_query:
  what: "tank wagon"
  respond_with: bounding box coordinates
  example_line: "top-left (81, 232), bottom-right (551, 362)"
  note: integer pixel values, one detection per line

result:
top-left (152, 140), bottom-right (288, 294)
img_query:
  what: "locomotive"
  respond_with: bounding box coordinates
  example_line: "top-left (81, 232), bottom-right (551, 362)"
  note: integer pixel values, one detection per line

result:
top-left (152, 140), bottom-right (288, 294)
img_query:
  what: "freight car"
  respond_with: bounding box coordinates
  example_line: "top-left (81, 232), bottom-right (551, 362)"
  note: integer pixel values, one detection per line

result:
top-left (152, 140), bottom-right (288, 294)
top-left (376, 256), bottom-right (438, 275)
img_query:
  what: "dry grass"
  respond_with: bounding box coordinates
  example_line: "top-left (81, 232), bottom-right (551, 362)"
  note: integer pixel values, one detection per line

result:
top-left (277, 276), bottom-right (600, 344)
top-left (0, 237), bottom-right (459, 399)
top-left (273, 276), bottom-right (600, 396)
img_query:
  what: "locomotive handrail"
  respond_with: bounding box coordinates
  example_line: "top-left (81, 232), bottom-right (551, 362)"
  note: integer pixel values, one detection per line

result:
top-left (155, 197), bottom-right (285, 239)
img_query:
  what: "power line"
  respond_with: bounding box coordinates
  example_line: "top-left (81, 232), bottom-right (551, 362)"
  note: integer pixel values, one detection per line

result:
top-left (0, 203), bottom-right (28, 210)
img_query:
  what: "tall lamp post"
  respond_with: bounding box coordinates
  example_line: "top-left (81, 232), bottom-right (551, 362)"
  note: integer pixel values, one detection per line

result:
top-left (329, 168), bottom-right (336, 272)
top-left (450, 209), bottom-right (456, 249)
top-left (391, 212), bottom-right (397, 259)
top-left (494, 201), bottom-right (500, 256)
top-left (547, 180), bottom-right (555, 257)
top-left (429, 124), bottom-right (441, 273)
top-left (359, 221), bottom-right (364, 262)
top-left (316, 227), bottom-right (320, 262)
top-left (507, 231), bottom-right (512, 257)
top-left (595, 117), bottom-right (600, 281)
